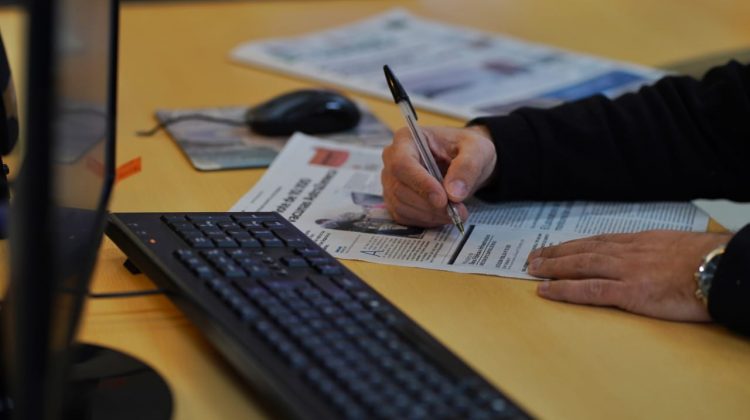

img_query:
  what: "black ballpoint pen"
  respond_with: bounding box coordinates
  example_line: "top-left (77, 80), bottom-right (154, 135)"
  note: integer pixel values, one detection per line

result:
top-left (383, 65), bottom-right (465, 235)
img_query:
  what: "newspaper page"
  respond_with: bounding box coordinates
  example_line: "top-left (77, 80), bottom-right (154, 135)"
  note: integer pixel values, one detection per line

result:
top-left (231, 9), bottom-right (665, 120)
top-left (231, 134), bottom-right (709, 280)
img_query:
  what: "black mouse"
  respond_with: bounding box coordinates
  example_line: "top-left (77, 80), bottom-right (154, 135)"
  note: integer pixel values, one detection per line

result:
top-left (245, 89), bottom-right (361, 136)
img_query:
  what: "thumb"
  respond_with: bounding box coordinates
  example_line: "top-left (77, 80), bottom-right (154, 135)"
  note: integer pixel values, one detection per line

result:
top-left (443, 139), bottom-right (494, 202)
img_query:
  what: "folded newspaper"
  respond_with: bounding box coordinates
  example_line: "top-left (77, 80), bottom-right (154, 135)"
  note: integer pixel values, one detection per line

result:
top-left (231, 9), bottom-right (665, 120)
top-left (231, 134), bottom-right (709, 280)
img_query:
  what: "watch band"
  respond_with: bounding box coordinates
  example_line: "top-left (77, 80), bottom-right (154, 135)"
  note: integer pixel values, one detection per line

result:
top-left (694, 245), bottom-right (726, 306)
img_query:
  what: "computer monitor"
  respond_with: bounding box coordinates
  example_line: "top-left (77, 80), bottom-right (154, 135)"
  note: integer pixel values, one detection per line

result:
top-left (2, 0), bottom-right (170, 418)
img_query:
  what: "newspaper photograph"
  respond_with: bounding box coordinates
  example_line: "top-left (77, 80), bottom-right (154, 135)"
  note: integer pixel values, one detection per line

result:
top-left (231, 9), bottom-right (665, 120)
top-left (231, 134), bottom-right (709, 280)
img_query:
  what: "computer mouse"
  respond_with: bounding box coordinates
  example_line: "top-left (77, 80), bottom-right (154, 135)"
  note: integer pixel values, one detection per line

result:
top-left (245, 89), bottom-right (361, 136)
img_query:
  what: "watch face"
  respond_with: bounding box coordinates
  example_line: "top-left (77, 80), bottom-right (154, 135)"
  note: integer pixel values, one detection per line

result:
top-left (698, 252), bottom-right (723, 297)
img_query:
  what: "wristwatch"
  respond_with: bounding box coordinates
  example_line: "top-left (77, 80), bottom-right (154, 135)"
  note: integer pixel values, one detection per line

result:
top-left (694, 245), bottom-right (726, 305)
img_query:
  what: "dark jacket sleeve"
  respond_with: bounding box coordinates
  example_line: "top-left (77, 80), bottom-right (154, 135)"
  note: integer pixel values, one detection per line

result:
top-left (470, 61), bottom-right (750, 335)
top-left (709, 224), bottom-right (750, 335)
top-left (471, 60), bottom-right (750, 202)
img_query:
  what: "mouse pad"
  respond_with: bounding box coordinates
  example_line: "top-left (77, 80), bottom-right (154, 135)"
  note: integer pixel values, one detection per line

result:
top-left (154, 103), bottom-right (392, 171)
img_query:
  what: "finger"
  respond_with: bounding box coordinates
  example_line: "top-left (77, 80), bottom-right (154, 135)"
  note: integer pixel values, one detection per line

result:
top-left (386, 178), bottom-right (441, 212)
top-left (562, 232), bottom-right (639, 245)
top-left (443, 135), bottom-right (495, 202)
top-left (537, 278), bottom-right (627, 307)
top-left (388, 195), bottom-right (469, 227)
top-left (389, 197), bottom-right (452, 227)
top-left (382, 168), bottom-right (447, 216)
top-left (528, 253), bottom-right (623, 279)
top-left (528, 239), bottom-right (626, 260)
top-left (383, 146), bottom-right (445, 207)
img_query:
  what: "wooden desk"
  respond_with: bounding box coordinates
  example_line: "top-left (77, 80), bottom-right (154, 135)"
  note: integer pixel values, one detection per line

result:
top-left (2, 1), bottom-right (750, 418)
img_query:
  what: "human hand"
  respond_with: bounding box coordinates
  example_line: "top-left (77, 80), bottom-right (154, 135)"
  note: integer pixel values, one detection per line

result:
top-left (528, 230), bottom-right (732, 322)
top-left (381, 125), bottom-right (496, 227)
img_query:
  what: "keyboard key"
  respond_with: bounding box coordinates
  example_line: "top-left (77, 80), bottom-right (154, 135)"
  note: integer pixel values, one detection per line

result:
top-left (187, 214), bottom-right (233, 223)
top-left (251, 230), bottom-right (275, 239)
top-left (174, 249), bottom-right (196, 260)
top-left (263, 221), bottom-right (286, 229)
top-left (308, 256), bottom-right (334, 266)
top-left (238, 238), bottom-right (262, 248)
top-left (161, 214), bottom-right (186, 223)
top-left (232, 213), bottom-right (277, 222)
top-left (218, 221), bottom-right (240, 230)
top-left (194, 221), bottom-right (219, 229)
top-left (331, 275), bottom-right (364, 291)
top-left (280, 256), bottom-right (308, 268)
top-left (213, 236), bottom-right (238, 248)
top-left (167, 221), bottom-right (194, 230)
top-left (260, 238), bottom-right (284, 248)
top-left (307, 275), bottom-right (350, 300)
top-left (193, 265), bottom-right (214, 279)
top-left (217, 264), bottom-right (245, 279)
top-left (316, 265), bottom-right (341, 276)
top-left (295, 247), bottom-right (321, 258)
top-left (247, 265), bottom-right (271, 278)
top-left (178, 229), bottom-right (204, 240)
top-left (186, 235), bottom-right (213, 248)
top-left (227, 230), bottom-right (252, 239)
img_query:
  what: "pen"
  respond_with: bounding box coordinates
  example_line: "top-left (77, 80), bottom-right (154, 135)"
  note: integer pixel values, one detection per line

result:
top-left (383, 65), bottom-right (465, 235)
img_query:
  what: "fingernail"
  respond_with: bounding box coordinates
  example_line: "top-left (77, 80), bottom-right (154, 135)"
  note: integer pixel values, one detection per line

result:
top-left (529, 257), bottom-right (543, 272)
top-left (428, 192), bottom-right (442, 207)
top-left (448, 180), bottom-right (468, 199)
top-left (538, 280), bottom-right (550, 295)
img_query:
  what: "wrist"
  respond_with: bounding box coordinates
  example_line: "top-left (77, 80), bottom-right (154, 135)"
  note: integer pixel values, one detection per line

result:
top-left (466, 124), bottom-right (491, 139)
top-left (465, 125), bottom-right (496, 191)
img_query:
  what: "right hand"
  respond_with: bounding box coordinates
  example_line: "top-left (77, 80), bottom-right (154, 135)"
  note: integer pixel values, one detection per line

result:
top-left (381, 125), bottom-right (497, 227)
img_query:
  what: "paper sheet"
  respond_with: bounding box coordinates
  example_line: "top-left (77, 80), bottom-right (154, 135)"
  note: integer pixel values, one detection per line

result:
top-left (231, 134), bottom-right (709, 280)
top-left (231, 9), bottom-right (665, 120)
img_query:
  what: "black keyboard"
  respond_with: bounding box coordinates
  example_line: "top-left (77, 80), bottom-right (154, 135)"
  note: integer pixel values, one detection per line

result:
top-left (106, 212), bottom-right (529, 419)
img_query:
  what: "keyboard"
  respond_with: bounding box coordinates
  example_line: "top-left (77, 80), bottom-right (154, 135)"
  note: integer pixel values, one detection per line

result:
top-left (106, 212), bottom-right (529, 419)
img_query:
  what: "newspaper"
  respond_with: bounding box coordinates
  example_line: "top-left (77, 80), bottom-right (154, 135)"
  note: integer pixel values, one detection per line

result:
top-left (231, 9), bottom-right (665, 120)
top-left (231, 134), bottom-right (709, 280)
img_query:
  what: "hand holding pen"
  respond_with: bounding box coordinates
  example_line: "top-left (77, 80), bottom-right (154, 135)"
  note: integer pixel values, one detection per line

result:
top-left (381, 66), bottom-right (498, 232)
top-left (383, 65), bottom-right (474, 235)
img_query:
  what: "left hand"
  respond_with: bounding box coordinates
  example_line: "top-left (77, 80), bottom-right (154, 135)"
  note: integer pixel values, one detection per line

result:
top-left (528, 230), bottom-right (732, 322)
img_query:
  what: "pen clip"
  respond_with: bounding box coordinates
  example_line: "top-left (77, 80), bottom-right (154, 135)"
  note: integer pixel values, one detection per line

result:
top-left (383, 65), bottom-right (418, 120)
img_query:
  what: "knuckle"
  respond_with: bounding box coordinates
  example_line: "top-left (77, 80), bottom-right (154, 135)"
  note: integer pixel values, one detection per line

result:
top-left (382, 176), bottom-right (399, 198)
top-left (390, 202), bottom-right (410, 223)
top-left (584, 280), bottom-right (606, 300)
top-left (412, 174), bottom-right (436, 197)
top-left (578, 253), bottom-right (603, 275)
top-left (537, 246), bottom-right (553, 259)
top-left (390, 182), bottom-right (413, 203)
top-left (582, 241), bottom-right (601, 253)
top-left (394, 126), bottom-right (411, 140)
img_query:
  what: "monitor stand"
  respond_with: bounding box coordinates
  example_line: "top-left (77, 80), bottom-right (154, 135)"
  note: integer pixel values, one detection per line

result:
top-left (62, 343), bottom-right (172, 420)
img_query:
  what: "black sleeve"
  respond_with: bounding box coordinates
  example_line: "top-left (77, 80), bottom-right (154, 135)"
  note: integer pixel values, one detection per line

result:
top-left (470, 61), bottom-right (750, 335)
top-left (471, 60), bottom-right (750, 202)
top-left (709, 224), bottom-right (750, 335)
